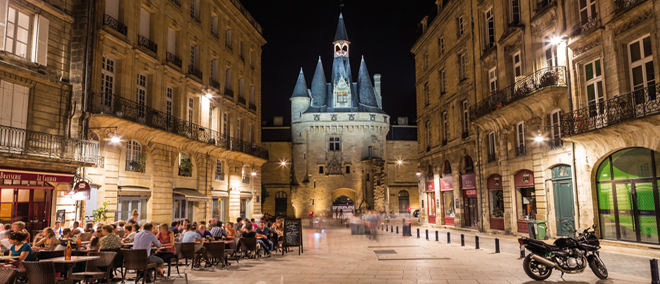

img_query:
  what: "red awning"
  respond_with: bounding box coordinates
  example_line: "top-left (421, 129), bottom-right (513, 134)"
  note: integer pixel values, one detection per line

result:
top-left (0, 168), bottom-right (74, 183)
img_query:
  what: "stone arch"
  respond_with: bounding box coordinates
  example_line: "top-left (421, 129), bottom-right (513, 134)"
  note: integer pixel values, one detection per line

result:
top-left (332, 188), bottom-right (357, 203)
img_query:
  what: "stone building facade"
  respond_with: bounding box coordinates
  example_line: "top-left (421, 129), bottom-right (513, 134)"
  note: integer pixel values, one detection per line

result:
top-left (260, 14), bottom-right (420, 219)
top-left (415, 0), bottom-right (660, 246)
top-left (0, 0), bottom-right (100, 234)
top-left (71, 0), bottom-right (267, 224)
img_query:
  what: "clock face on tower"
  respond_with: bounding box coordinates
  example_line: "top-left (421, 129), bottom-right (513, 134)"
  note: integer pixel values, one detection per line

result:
top-left (334, 42), bottom-right (349, 57)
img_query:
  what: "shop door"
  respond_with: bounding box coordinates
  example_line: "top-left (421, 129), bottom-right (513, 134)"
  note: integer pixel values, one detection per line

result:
top-left (427, 192), bottom-right (436, 224)
top-left (275, 191), bottom-right (287, 217)
top-left (553, 179), bottom-right (575, 236)
top-left (464, 198), bottom-right (478, 227)
top-left (613, 182), bottom-right (658, 243)
top-left (240, 198), bottom-right (248, 219)
top-left (398, 198), bottom-right (410, 213)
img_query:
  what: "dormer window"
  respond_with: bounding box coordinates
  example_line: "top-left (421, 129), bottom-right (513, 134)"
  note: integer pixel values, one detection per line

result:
top-left (334, 41), bottom-right (348, 57)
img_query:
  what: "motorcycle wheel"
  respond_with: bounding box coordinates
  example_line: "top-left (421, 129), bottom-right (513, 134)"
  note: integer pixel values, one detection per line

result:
top-left (523, 254), bottom-right (553, 281)
top-left (589, 256), bottom-right (608, 279)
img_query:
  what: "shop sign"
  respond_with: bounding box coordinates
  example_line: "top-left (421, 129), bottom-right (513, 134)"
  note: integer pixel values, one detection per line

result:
top-left (0, 169), bottom-right (73, 183)
top-left (425, 180), bottom-right (435, 192)
top-left (461, 174), bottom-right (476, 190)
top-left (464, 189), bottom-right (477, 198)
top-left (72, 181), bottom-right (91, 201)
top-left (440, 177), bottom-right (453, 191)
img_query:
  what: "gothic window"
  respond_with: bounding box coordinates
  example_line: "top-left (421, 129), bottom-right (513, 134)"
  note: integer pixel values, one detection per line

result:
top-left (328, 136), bottom-right (341, 151)
top-left (464, 155), bottom-right (474, 174)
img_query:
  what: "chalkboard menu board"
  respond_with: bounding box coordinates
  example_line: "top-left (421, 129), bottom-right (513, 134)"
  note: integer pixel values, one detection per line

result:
top-left (283, 218), bottom-right (303, 255)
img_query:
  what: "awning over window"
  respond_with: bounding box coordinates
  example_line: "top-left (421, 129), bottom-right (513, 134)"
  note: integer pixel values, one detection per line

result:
top-left (173, 188), bottom-right (209, 202)
top-left (118, 186), bottom-right (151, 197)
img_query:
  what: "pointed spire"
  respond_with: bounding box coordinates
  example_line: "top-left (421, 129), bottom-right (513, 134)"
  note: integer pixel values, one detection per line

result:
top-left (291, 68), bottom-right (309, 98)
top-left (334, 13), bottom-right (349, 42)
top-left (311, 57), bottom-right (327, 106)
top-left (357, 56), bottom-right (378, 107)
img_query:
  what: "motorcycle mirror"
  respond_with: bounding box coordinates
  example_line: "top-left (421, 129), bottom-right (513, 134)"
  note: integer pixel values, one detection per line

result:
top-left (592, 224), bottom-right (597, 229)
top-left (569, 229), bottom-right (576, 233)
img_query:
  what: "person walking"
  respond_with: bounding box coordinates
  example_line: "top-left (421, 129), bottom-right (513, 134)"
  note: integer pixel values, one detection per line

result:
top-left (335, 208), bottom-right (339, 219)
top-left (339, 209), bottom-right (344, 219)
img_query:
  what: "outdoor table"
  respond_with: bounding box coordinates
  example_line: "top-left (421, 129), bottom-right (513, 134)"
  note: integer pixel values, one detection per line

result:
top-left (39, 255), bottom-right (100, 278)
top-left (0, 256), bottom-right (18, 261)
top-left (175, 241), bottom-right (232, 259)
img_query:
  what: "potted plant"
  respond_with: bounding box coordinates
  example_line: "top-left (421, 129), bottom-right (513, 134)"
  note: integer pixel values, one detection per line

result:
top-left (92, 201), bottom-right (109, 223)
top-left (179, 158), bottom-right (193, 177)
top-left (128, 160), bottom-right (143, 172)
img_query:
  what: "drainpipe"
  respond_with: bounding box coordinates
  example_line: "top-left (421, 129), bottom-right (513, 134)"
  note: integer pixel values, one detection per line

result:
top-left (81, 0), bottom-right (95, 141)
top-left (476, 128), bottom-right (484, 232)
top-left (469, 0), bottom-right (484, 232)
top-left (572, 142), bottom-right (580, 230)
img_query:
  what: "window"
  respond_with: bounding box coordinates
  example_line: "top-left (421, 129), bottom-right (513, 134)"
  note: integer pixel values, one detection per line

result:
top-left (328, 136), bottom-right (341, 151)
top-left (238, 40), bottom-right (243, 57)
top-left (488, 132), bottom-right (496, 161)
top-left (442, 111), bottom-right (448, 142)
top-left (0, 81), bottom-right (29, 129)
top-left (190, 0), bottom-right (200, 20)
top-left (238, 78), bottom-right (245, 98)
top-left (215, 159), bottom-right (224, 180)
top-left (346, 166), bottom-right (351, 174)
top-left (212, 197), bottom-right (227, 222)
top-left (510, 0), bottom-right (520, 24)
top-left (179, 152), bottom-right (192, 177)
top-left (116, 196), bottom-right (147, 222)
top-left (318, 166), bottom-right (324, 174)
top-left (462, 100), bottom-right (469, 133)
top-left (167, 28), bottom-right (176, 55)
top-left (439, 37), bottom-right (444, 55)
top-left (237, 118), bottom-right (241, 139)
top-left (101, 56), bottom-right (115, 107)
top-left (5, 8), bottom-right (30, 59)
top-left (579, 0), bottom-right (596, 25)
top-left (550, 110), bottom-right (561, 143)
top-left (125, 140), bottom-right (143, 172)
top-left (423, 82), bottom-right (429, 105)
top-left (248, 124), bottom-right (252, 143)
top-left (426, 120), bottom-right (432, 148)
top-left (628, 35), bottom-right (655, 101)
top-left (210, 59), bottom-right (219, 82)
top-left (424, 53), bottom-right (429, 70)
top-left (485, 8), bottom-right (494, 48)
top-left (139, 8), bottom-right (150, 39)
top-left (223, 112), bottom-right (228, 135)
top-left (136, 73), bottom-right (147, 119)
top-left (190, 43), bottom-right (199, 68)
top-left (249, 48), bottom-right (253, 66)
top-left (512, 51), bottom-right (522, 78)
top-left (516, 122), bottom-right (525, 148)
top-left (459, 53), bottom-right (467, 80)
top-left (166, 87), bottom-right (173, 117)
top-left (211, 15), bottom-right (219, 37)
top-left (187, 97), bottom-right (194, 123)
top-left (458, 16), bottom-right (464, 37)
top-left (225, 68), bottom-right (232, 90)
top-left (249, 86), bottom-right (255, 104)
top-left (488, 68), bottom-right (498, 93)
top-left (440, 69), bottom-right (446, 94)
top-left (543, 37), bottom-right (557, 67)
top-left (225, 26), bottom-right (232, 47)
top-left (173, 194), bottom-right (194, 221)
top-left (584, 59), bottom-right (604, 117)
top-left (209, 106), bottom-right (215, 130)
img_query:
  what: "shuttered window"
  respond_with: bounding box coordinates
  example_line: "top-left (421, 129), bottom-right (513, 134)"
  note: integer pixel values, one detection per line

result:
top-left (0, 81), bottom-right (29, 128)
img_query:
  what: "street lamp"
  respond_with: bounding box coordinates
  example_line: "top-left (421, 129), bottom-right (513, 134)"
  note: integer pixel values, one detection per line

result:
top-left (89, 126), bottom-right (121, 144)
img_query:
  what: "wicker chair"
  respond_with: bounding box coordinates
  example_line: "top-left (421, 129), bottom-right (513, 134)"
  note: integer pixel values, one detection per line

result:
top-left (178, 243), bottom-right (196, 268)
top-left (79, 233), bottom-right (93, 242)
top-left (203, 242), bottom-right (225, 268)
top-left (72, 251), bottom-right (116, 284)
top-left (0, 268), bottom-right (15, 284)
top-left (34, 250), bottom-right (64, 261)
top-left (116, 231), bottom-right (125, 238)
top-left (238, 238), bottom-right (261, 259)
top-left (22, 261), bottom-right (72, 284)
top-left (224, 238), bottom-right (240, 265)
top-left (120, 249), bottom-right (156, 284)
top-left (100, 248), bottom-right (123, 279)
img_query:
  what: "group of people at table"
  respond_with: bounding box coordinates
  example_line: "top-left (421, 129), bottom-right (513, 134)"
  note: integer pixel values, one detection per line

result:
top-left (0, 209), bottom-right (286, 279)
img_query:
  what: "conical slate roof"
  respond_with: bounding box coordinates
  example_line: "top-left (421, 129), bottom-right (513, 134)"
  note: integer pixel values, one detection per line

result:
top-left (311, 57), bottom-right (327, 107)
top-left (357, 56), bottom-right (378, 107)
top-left (334, 13), bottom-right (348, 42)
top-left (290, 68), bottom-right (309, 98)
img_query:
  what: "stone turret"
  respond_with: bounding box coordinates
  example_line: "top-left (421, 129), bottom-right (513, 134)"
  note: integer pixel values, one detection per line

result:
top-left (290, 68), bottom-right (310, 123)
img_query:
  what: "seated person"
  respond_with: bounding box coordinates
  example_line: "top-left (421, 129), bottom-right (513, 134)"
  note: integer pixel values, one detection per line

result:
top-left (181, 224), bottom-right (208, 268)
top-left (0, 232), bottom-right (32, 272)
top-left (33, 228), bottom-right (58, 250)
top-left (122, 225), bottom-right (136, 243)
top-left (197, 225), bottom-right (212, 239)
top-left (0, 230), bottom-right (12, 251)
top-left (255, 222), bottom-right (273, 255)
top-left (11, 222), bottom-right (30, 243)
top-left (210, 221), bottom-right (227, 239)
top-left (241, 223), bottom-right (269, 256)
top-left (225, 223), bottom-right (236, 238)
top-left (88, 227), bottom-right (104, 250)
top-left (133, 223), bottom-right (163, 277)
top-left (99, 225), bottom-right (123, 250)
top-left (155, 224), bottom-right (176, 263)
top-left (169, 221), bottom-right (180, 237)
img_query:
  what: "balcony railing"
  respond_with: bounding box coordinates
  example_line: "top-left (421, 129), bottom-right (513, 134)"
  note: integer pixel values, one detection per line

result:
top-left (88, 92), bottom-right (268, 160)
top-left (562, 82), bottom-right (660, 137)
top-left (103, 14), bottom-right (127, 36)
top-left (572, 16), bottom-right (598, 37)
top-left (237, 96), bottom-right (246, 105)
top-left (188, 65), bottom-right (202, 79)
top-left (224, 88), bottom-right (234, 98)
top-left (487, 153), bottom-right (496, 162)
top-left (550, 138), bottom-right (564, 150)
top-left (516, 145), bottom-right (527, 157)
top-left (138, 35), bottom-right (157, 53)
top-left (0, 125), bottom-right (99, 164)
top-left (169, 0), bottom-right (181, 7)
top-left (209, 78), bottom-right (220, 90)
top-left (192, 15), bottom-right (201, 24)
top-left (536, 0), bottom-right (554, 11)
top-left (249, 103), bottom-right (256, 111)
top-left (166, 52), bottom-right (182, 67)
top-left (226, 0), bottom-right (263, 35)
top-left (470, 66), bottom-right (567, 121)
top-left (615, 0), bottom-right (643, 11)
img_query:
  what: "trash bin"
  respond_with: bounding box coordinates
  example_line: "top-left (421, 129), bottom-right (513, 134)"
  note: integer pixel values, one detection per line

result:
top-left (533, 221), bottom-right (547, 240)
top-left (526, 221), bottom-right (536, 239)
top-left (402, 222), bottom-right (412, 236)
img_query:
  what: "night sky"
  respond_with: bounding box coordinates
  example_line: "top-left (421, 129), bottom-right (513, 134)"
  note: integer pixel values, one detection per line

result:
top-left (240, 0), bottom-right (435, 126)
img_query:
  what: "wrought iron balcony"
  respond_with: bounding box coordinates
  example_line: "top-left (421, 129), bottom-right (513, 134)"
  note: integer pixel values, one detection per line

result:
top-left (169, 0), bottom-right (181, 7)
top-left (103, 14), bottom-right (127, 36)
top-left (615, 0), bottom-right (643, 12)
top-left (550, 138), bottom-right (564, 149)
top-left (572, 16), bottom-right (598, 37)
top-left (166, 52), bottom-right (182, 67)
top-left (188, 65), bottom-right (202, 79)
top-left (224, 88), bottom-right (234, 98)
top-left (138, 35), bottom-right (157, 53)
top-left (88, 92), bottom-right (268, 160)
top-left (470, 66), bottom-right (567, 121)
top-left (536, 0), bottom-right (554, 11)
top-left (249, 103), bottom-right (256, 111)
top-left (561, 82), bottom-right (660, 137)
top-left (209, 78), bottom-right (220, 90)
top-left (237, 96), bottom-right (246, 105)
top-left (192, 15), bottom-right (201, 24)
top-left (0, 125), bottom-right (99, 164)
top-left (516, 145), bottom-right (527, 157)
top-left (488, 153), bottom-right (496, 162)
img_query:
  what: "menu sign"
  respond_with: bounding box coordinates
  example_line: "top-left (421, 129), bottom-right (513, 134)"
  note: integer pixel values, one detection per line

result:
top-left (440, 177), bottom-right (453, 191)
top-left (0, 169), bottom-right (73, 183)
top-left (283, 218), bottom-right (303, 255)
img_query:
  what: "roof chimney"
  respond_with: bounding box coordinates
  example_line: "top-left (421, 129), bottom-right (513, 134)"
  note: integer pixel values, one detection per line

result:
top-left (374, 74), bottom-right (381, 107)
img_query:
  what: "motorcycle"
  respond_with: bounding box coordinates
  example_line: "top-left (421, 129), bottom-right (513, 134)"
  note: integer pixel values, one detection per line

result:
top-left (518, 224), bottom-right (608, 281)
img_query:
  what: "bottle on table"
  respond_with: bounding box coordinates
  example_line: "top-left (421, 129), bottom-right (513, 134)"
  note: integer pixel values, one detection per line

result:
top-left (64, 241), bottom-right (72, 260)
top-left (76, 235), bottom-right (81, 248)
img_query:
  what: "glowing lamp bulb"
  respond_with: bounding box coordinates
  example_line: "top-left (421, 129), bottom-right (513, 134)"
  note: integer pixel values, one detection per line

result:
top-left (251, 171), bottom-right (257, 176)
top-left (534, 136), bottom-right (544, 142)
top-left (205, 92), bottom-right (213, 99)
top-left (397, 160), bottom-right (403, 165)
top-left (550, 36), bottom-right (562, 46)
top-left (280, 161), bottom-right (287, 166)
top-left (110, 136), bottom-right (121, 144)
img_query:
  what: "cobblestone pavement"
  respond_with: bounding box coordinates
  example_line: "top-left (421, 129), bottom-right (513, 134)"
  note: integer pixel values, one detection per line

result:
top-left (144, 226), bottom-right (652, 284)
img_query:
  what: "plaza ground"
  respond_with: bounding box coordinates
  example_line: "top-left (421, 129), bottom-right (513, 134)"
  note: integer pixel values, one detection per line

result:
top-left (143, 225), bottom-right (656, 284)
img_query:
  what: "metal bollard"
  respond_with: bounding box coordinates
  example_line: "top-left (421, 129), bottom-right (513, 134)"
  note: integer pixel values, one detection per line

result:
top-left (385, 224), bottom-right (387, 232)
top-left (652, 258), bottom-right (660, 284)
top-left (460, 234), bottom-right (465, 246)
top-left (495, 238), bottom-right (500, 253)
top-left (391, 225), bottom-right (393, 232)
top-left (382, 224), bottom-right (384, 231)
top-left (435, 231), bottom-right (439, 242)
top-left (447, 232), bottom-right (451, 244)
top-left (475, 236), bottom-right (479, 249)
top-left (417, 228), bottom-right (420, 238)
top-left (520, 245), bottom-right (526, 258)
top-left (426, 229), bottom-right (429, 240)
top-left (396, 226), bottom-right (399, 234)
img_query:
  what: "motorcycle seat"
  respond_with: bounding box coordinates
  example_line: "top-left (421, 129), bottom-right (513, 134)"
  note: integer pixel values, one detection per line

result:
top-left (524, 237), bottom-right (558, 250)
